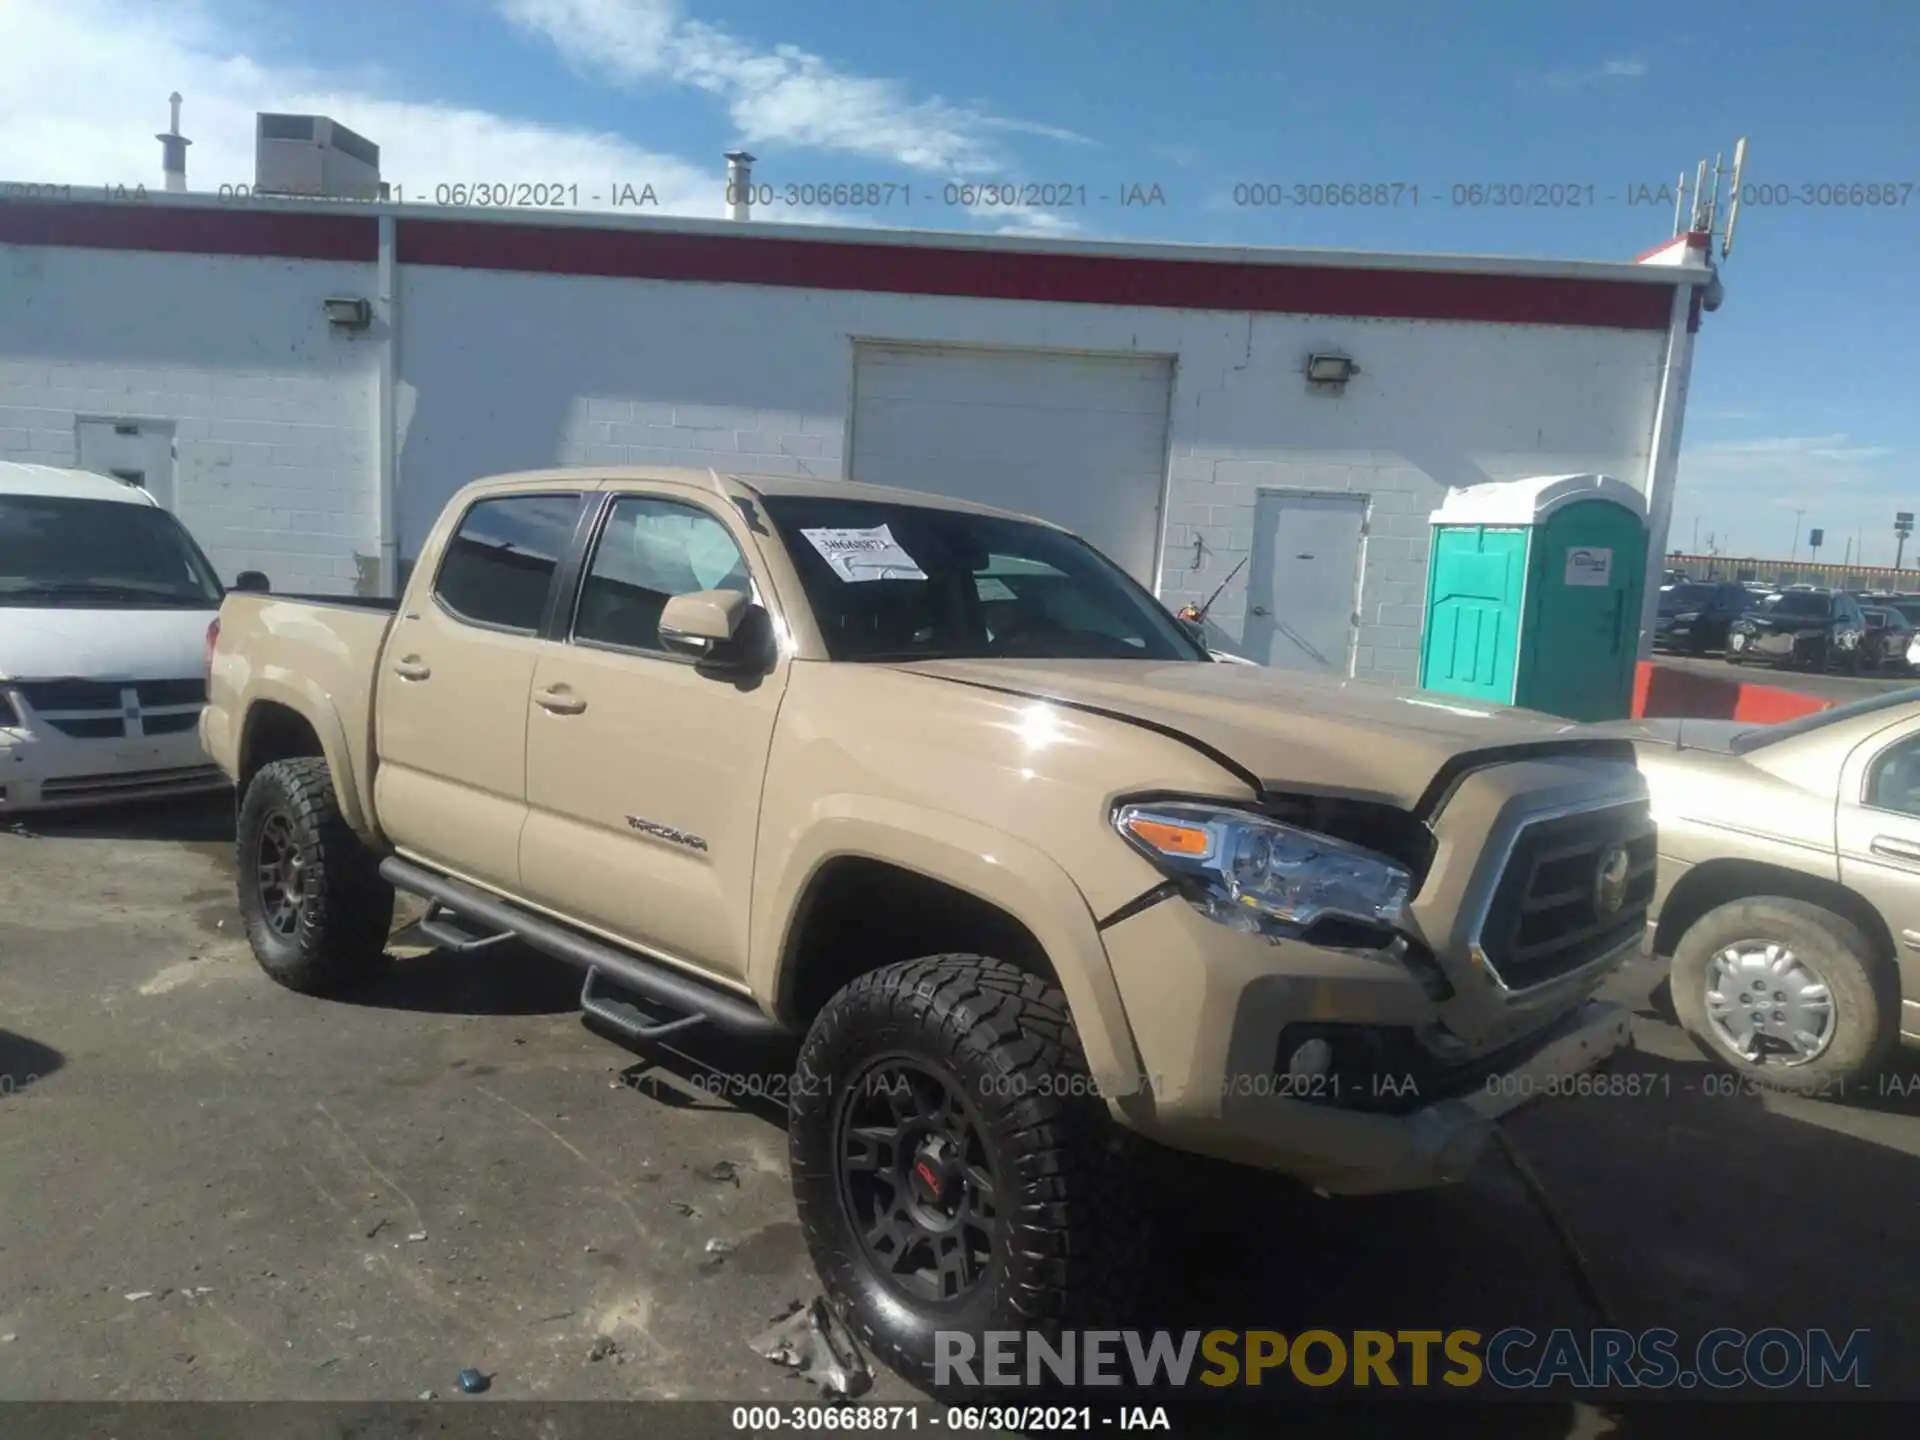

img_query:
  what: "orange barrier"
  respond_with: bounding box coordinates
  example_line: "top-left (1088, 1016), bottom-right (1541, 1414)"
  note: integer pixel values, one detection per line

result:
top-left (1631, 660), bottom-right (1834, 722)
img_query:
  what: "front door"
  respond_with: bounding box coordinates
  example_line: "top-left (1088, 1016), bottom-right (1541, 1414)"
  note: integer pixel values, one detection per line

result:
top-left (1521, 500), bottom-right (1646, 721)
top-left (518, 490), bottom-right (788, 985)
top-left (374, 489), bottom-right (590, 892)
top-left (1244, 491), bottom-right (1366, 672)
top-left (1834, 714), bottom-right (1920, 1037)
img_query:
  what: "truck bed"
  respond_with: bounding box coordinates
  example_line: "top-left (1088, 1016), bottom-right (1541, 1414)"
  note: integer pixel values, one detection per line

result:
top-left (201, 591), bottom-right (398, 838)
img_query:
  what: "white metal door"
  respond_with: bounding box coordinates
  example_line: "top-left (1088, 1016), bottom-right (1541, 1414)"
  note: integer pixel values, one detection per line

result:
top-left (1246, 491), bottom-right (1367, 672)
top-left (849, 343), bottom-right (1174, 584)
top-left (76, 420), bottom-right (176, 509)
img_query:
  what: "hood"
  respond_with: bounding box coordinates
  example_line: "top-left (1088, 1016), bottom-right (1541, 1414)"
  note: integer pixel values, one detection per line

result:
top-left (1583, 716), bottom-right (1753, 754)
top-left (0, 604), bottom-right (217, 683)
top-left (895, 658), bottom-right (1620, 814)
top-left (1741, 609), bottom-right (1830, 633)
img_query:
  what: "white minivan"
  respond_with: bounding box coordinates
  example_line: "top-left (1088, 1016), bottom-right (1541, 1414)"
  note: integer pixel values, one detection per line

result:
top-left (0, 462), bottom-right (255, 811)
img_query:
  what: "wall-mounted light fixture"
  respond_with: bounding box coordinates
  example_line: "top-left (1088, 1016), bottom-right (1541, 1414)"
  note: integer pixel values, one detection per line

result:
top-left (1305, 352), bottom-right (1360, 387)
top-left (323, 296), bottom-right (372, 331)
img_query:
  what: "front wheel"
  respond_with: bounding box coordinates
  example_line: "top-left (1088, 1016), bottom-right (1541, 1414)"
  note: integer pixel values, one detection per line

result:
top-left (1670, 897), bottom-right (1899, 1095)
top-left (789, 956), bottom-right (1147, 1395)
top-left (236, 757), bottom-right (394, 995)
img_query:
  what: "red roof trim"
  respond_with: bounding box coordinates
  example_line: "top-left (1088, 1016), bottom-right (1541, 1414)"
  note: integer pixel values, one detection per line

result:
top-left (0, 202), bottom-right (1679, 331)
top-left (400, 219), bottom-right (1676, 329)
top-left (0, 201), bottom-right (377, 263)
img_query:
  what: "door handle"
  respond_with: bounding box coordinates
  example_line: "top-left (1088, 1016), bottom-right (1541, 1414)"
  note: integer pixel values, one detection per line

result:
top-left (1250, 605), bottom-right (1271, 617)
top-left (534, 686), bottom-right (587, 715)
top-left (1871, 835), bottom-right (1920, 863)
top-left (391, 657), bottom-right (431, 681)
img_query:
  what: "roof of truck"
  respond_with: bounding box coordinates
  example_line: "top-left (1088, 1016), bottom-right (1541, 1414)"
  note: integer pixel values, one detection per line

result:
top-left (0, 462), bottom-right (162, 505)
top-left (469, 466), bottom-right (1054, 525)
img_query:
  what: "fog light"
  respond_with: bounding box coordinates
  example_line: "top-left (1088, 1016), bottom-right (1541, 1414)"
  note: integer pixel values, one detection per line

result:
top-left (1287, 1038), bottom-right (1335, 1079)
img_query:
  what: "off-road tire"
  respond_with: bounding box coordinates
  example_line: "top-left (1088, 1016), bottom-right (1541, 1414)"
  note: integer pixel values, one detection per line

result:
top-left (1671, 897), bottom-right (1899, 1096)
top-left (236, 757), bottom-right (394, 996)
top-left (790, 956), bottom-right (1149, 1397)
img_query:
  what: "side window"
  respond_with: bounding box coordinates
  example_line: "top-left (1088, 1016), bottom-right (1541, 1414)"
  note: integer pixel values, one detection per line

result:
top-left (1866, 734), bottom-right (1920, 816)
top-left (573, 495), bottom-right (752, 654)
top-left (433, 493), bottom-right (585, 633)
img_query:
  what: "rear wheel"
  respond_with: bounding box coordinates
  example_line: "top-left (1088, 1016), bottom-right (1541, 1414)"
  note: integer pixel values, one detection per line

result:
top-left (789, 956), bottom-right (1147, 1396)
top-left (1671, 897), bottom-right (1898, 1095)
top-left (236, 757), bottom-right (394, 996)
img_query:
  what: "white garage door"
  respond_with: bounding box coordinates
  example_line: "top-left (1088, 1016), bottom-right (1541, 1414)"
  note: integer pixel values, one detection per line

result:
top-left (849, 344), bottom-right (1175, 583)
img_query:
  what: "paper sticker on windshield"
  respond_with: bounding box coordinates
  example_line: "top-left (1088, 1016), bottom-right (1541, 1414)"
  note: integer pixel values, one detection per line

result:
top-left (800, 525), bottom-right (928, 583)
top-left (1564, 547), bottom-right (1613, 587)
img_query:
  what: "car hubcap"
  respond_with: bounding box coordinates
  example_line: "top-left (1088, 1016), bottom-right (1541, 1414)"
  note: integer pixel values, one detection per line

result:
top-left (1703, 939), bottom-right (1835, 1065)
top-left (255, 810), bottom-right (307, 938)
top-left (836, 1057), bottom-right (1000, 1305)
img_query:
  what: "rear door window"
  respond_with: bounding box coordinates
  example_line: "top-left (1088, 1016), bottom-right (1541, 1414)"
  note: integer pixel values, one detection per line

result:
top-left (433, 493), bottom-right (586, 633)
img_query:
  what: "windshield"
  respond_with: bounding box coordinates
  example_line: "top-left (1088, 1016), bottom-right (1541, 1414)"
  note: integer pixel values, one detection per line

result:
top-left (759, 495), bottom-right (1209, 663)
top-left (0, 495), bottom-right (224, 608)
top-left (1660, 583), bottom-right (1712, 610)
top-left (1760, 592), bottom-right (1832, 619)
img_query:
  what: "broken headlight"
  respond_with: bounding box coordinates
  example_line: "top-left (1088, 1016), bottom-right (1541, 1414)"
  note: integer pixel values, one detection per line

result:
top-left (1114, 801), bottom-right (1412, 937)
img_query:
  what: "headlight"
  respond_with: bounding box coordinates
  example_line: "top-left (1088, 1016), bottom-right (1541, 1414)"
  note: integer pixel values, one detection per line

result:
top-left (1114, 801), bottom-right (1413, 936)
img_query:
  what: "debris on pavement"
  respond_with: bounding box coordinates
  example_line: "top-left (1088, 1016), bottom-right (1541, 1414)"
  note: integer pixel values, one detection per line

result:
top-left (699, 1236), bottom-right (733, 1273)
top-left (702, 1159), bottom-right (741, 1186)
top-left (364, 1218), bottom-right (389, 1239)
top-left (457, 1367), bottom-right (491, 1393)
top-left (671, 1201), bottom-right (700, 1218)
top-left (587, 1334), bottom-right (619, 1363)
top-left (0, 1333), bottom-right (16, 1344)
top-left (405, 1231), bottom-right (428, 1243)
top-left (418, 1389), bottom-right (436, 1401)
top-left (122, 1291), bottom-right (155, 1302)
top-left (748, 1297), bottom-right (873, 1398)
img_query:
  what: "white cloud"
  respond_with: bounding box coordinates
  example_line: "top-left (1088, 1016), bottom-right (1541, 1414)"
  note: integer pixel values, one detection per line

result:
top-left (499, 0), bottom-right (1091, 176)
top-left (1675, 430), bottom-right (1902, 557)
top-left (0, 0), bottom-right (1069, 234)
top-left (1530, 56), bottom-right (1651, 91)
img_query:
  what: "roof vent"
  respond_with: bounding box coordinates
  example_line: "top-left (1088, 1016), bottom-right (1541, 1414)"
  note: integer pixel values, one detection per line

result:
top-left (255, 113), bottom-right (386, 201)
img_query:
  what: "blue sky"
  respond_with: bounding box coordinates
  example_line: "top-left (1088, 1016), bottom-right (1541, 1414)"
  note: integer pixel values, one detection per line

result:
top-left (5, 0), bottom-right (1917, 564)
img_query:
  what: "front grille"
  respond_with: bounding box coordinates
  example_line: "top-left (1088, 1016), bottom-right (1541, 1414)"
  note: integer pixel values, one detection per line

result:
top-left (1476, 803), bottom-right (1656, 991)
top-left (12, 678), bottom-right (207, 740)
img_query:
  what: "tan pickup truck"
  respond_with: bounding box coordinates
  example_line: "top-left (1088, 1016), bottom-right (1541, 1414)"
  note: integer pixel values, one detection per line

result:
top-left (201, 466), bottom-right (1652, 1388)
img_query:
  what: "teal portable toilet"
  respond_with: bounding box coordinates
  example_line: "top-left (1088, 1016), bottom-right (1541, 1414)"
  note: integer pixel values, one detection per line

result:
top-left (1419, 474), bottom-right (1648, 722)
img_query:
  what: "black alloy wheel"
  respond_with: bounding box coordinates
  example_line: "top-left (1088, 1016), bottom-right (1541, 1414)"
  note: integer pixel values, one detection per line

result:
top-left (836, 1055), bottom-right (1001, 1306)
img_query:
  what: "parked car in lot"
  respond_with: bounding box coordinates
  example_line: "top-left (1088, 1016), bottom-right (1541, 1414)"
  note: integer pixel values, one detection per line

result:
top-left (1726, 588), bottom-right (1869, 672)
top-left (200, 465), bottom-right (1655, 1389)
top-left (1860, 605), bottom-right (1915, 674)
top-left (1602, 691), bottom-right (1920, 1093)
top-left (0, 462), bottom-right (246, 811)
top-left (1653, 579), bottom-right (1752, 655)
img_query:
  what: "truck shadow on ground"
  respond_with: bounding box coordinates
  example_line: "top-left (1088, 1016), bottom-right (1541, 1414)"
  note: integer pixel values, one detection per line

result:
top-left (594, 1024), bottom-right (1917, 1421)
top-left (10, 792), bottom-right (235, 844)
top-left (342, 935), bottom-right (588, 1018)
top-left (0, 1029), bottom-right (64, 1097)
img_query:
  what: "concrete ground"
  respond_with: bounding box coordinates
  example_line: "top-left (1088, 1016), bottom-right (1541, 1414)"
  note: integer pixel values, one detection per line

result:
top-left (3, 796), bottom-right (1918, 1420)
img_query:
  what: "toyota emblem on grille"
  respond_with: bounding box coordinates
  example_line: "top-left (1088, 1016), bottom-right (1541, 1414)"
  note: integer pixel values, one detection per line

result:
top-left (1593, 845), bottom-right (1632, 917)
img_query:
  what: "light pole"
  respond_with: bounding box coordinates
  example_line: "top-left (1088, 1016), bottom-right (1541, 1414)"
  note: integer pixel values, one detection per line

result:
top-left (1691, 516), bottom-right (1701, 552)
top-left (1790, 509), bottom-right (1806, 563)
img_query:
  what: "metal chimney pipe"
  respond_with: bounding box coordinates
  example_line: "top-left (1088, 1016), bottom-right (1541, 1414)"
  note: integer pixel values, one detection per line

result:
top-left (156, 91), bottom-right (191, 193)
top-left (725, 150), bottom-right (755, 221)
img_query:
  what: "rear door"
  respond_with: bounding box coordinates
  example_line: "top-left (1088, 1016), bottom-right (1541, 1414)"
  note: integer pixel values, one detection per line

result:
top-left (1834, 714), bottom-right (1920, 1033)
top-left (375, 489), bottom-right (593, 891)
top-left (517, 488), bottom-right (789, 985)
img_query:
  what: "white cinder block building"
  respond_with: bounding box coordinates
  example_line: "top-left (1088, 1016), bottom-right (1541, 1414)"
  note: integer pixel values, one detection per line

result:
top-left (0, 189), bottom-right (1713, 683)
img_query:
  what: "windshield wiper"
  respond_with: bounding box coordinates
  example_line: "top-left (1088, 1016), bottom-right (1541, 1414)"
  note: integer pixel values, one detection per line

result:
top-left (0, 581), bottom-right (210, 604)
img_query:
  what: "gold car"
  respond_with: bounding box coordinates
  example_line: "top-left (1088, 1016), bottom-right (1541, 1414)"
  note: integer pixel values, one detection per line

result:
top-left (1609, 691), bottom-right (1920, 1093)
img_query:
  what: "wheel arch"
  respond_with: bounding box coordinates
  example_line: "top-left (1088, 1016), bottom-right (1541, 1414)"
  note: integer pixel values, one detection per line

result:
top-left (235, 681), bottom-right (375, 841)
top-left (754, 802), bottom-right (1145, 1100)
top-left (1654, 857), bottom-right (1895, 964)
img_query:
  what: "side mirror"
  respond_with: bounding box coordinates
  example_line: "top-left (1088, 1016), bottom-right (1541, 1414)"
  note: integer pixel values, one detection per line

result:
top-left (658, 588), bottom-right (750, 659)
top-left (233, 570), bottom-right (271, 594)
